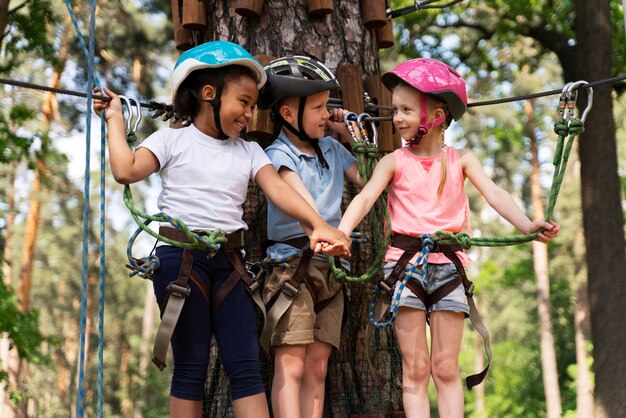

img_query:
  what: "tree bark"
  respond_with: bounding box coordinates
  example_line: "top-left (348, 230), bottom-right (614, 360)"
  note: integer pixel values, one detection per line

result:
top-left (134, 283), bottom-right (157, 418)
top-left (575, 284), bottom-right (595, 417)
top-left (525, 99), bottom-right (562, 418)
top-left (0, 161), bottom-right (17, 417)
top-left (572, 1), bottom-right (626, 416)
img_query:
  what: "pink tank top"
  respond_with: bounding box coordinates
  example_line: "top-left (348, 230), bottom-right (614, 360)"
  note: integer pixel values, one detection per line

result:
top-left (385, 146), bottom-right (471, 265)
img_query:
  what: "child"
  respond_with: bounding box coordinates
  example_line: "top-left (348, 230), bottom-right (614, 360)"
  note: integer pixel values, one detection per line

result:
top-left (93, 41), bottom-right (350, 418)
top-left (256, 56), bottom-right (364, 418)
top-left (338, 58), bottom-right (560, 418)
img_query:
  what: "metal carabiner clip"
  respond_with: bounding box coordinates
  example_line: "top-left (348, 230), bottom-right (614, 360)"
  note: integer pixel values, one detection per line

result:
top-left (130, 97), bottom-right (143, 133)
top-left (357, 113), bottom-right (378, 148)
top-left (565, 80), bottom-right (593, 122)
top-left (343, 112), bottom-right (360, 143)
top-left (118, 95), bottom-right (137, 136)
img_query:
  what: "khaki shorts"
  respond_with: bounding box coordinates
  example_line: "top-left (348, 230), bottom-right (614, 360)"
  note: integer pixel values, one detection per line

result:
top-left (263, 257), bottom-right (344, 349)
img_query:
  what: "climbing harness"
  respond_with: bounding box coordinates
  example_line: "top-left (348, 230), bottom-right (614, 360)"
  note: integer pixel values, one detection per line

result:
top-left (259, 237), bottom-right (347, 353)
top-left (151, 227), bottom-right (264, 370)
top-left (367, 234), bottom-right (490, 389)
top-left (260, 238), bottom-right (314, 352)
top-left (118, 98), bottom-right (266, 370)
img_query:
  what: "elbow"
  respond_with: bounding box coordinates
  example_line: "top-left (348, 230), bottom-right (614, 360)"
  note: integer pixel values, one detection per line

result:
top-left (112, 172), bottom-right (134, 185)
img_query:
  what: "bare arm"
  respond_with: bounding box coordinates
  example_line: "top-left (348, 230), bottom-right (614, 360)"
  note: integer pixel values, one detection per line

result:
top-left (278, 167), bottom-right (319, 213)
top-left (338, 152), bottom-right (395, 235)
top-left (344, 162), bottom-right (365, 189)
top-left (93, 86), bottom-right (159, 184)
top-left (255, 165), bottom-right (351, 254)
top-left (461, 149), bottom-right (559, 242)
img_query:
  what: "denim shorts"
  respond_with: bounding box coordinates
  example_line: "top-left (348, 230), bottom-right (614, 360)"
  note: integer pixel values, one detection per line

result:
top-left (383, 261), bottom-right (470, 316)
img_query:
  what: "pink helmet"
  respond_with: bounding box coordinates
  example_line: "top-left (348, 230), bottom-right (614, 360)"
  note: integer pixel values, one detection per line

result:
top-left (381, 58), bottom-right (468, 121)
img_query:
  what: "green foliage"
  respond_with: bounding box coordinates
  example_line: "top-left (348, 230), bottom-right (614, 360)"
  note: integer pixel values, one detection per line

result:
top-left (0, 0), bottom-right (57, 73)
top-left (0, 105), bottom-right (37, 165)
top-left (0, 271), bottom-right (52, 383)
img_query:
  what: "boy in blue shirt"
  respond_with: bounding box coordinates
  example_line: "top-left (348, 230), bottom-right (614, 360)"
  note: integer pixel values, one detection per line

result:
top-left (257, 56), bottom-right (364, 418)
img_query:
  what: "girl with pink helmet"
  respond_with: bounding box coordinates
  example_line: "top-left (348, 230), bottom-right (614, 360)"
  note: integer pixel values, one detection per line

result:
top-left (339, 58), bottom-right (560, 417)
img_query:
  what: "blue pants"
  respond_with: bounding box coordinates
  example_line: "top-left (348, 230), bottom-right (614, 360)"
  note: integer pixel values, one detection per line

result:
top-left (152, 246), bottom-right (264, 401)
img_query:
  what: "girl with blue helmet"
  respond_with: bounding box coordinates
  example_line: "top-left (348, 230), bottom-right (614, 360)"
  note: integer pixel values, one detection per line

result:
top-left (93, 41), bottom-right (350, 418)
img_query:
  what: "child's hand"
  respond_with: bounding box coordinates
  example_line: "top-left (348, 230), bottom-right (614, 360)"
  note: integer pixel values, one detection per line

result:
top-left (319, 240), bottom-right (351, 257)
top-left (309, 224), bottom-right (351, 257)
top-left (92, 86), bottom-right (123, 123)
top-left (326, 108), bottom-right (361, 143)
top-left (532, 220), bottom-right (560, 243)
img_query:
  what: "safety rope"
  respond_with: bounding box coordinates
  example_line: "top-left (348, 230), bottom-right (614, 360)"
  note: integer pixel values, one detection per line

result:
top-left (62, 0), bottom-right (105, 416)
top-left (121, 111), bottom-right (228, 279)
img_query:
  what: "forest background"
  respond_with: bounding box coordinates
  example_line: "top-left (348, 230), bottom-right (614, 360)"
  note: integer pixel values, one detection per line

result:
top-left (0, 0), bottom-right (625, 417)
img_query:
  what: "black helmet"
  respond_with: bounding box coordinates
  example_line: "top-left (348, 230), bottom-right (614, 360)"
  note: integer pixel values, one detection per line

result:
top-left (257, 56), bottom-right (339, 110)
top-left (257, 56), bottom-right (338, 169)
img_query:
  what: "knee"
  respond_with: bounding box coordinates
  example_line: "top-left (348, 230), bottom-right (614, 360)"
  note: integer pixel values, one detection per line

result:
top-left (403, 356), bottom-right (431, 384)
top-left (277, 355), bottom-right (306, 383)
top-left (304, 359), bottom-right (328, 384)
top-left (431, 356), bottom-right (460, 383)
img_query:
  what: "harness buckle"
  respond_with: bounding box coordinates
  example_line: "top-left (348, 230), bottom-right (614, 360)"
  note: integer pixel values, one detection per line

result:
top-left (247, 281), bottom-right (259, 293)
top-left (465, 282), bottom-right (475, 297)
top-left (378, 280), bottom-right (393, 293)
top-left (245, 261), bottom-right (262, 280)
top-left (166, 282), bottom-right (191, 299)
top-left (281, 282), bottom-right (301, 298)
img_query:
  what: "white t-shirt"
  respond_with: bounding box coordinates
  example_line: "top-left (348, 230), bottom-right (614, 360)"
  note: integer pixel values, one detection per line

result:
top-left (139, 124), bottom-right (271, 233)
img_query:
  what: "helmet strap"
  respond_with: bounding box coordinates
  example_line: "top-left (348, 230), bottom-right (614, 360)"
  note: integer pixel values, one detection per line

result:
top-left (207, 81), bottom-right (229, 140)
top-left (191, 80), bottom-right (229, 140)
top-left (278, 97), bottom-right (329, 169)
top-left (408, 94), bottom-right (447, 147)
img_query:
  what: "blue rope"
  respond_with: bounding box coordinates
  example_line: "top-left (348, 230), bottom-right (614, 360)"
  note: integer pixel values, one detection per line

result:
top-left (63, 0), bottom-right (104, 416)
top-left (368, 234), bottom-right (433, 328)
top-left (91, 1), bottom-right (106, 414)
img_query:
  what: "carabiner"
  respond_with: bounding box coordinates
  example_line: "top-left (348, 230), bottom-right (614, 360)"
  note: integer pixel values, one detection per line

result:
top-left (357, 113), bottom-right (378, 148)
top-left (131, 97), bottom-right (143, 133)
top-left (557, 82), bottom-right (570, 123)
top-left (118, 95), bottom-right (136, 135)
top-left (343, 112), bottom-right (360, 143)
top-left (566, 80), bottom-right (593, 122)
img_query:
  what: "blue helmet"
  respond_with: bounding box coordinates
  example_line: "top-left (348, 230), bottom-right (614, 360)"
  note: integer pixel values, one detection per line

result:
top-left (172, 40), bottom-right (266, 93)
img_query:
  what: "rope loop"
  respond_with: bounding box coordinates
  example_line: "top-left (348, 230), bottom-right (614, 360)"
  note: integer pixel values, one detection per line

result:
top-left (553, 121), bottom-right (569, 138)
top-left (568, 118), bottom-right (585, 136)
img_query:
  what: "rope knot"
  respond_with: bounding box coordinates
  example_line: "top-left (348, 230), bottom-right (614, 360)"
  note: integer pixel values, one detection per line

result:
top-left (568, 118), bottom-right (585, 136)
top-left (553, 121), bottom-right (569, 137)
top-left (351, 142), bottom-right (366, 154)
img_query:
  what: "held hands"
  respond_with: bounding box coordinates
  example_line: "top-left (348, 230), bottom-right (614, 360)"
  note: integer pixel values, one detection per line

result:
top-left (529, 220), bottom-right (561, 243)
top-left (309, 224), bottom-right (352, 257)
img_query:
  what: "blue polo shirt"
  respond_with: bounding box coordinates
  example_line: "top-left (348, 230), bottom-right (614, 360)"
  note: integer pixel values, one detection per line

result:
top-left (266, 130), bottom-right (356, 262)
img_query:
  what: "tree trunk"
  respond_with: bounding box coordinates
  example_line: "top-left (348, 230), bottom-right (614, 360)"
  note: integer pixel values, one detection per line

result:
top-left (525, 99), bottom-right (562, 418)
top-left (575, 284), bottom-right (595, 417)
top-left (0, 161), bottom-right (17, 417)
top-left (134, 283), bottom-right (156, 418)
top-left (573, 1), bottom-right (626, 416)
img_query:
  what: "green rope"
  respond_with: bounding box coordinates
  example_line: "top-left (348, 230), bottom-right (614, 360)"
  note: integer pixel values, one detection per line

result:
top-left (122, 185), bottom-right (227, 250)
top-left (432, 118), bottom-right (584, 249)
top-left (329, 117), bottom-right (585, 282)
top-left (329, 140), bottom-right (390, 283)
top-left (122, 128), bottom-right (229, 276)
